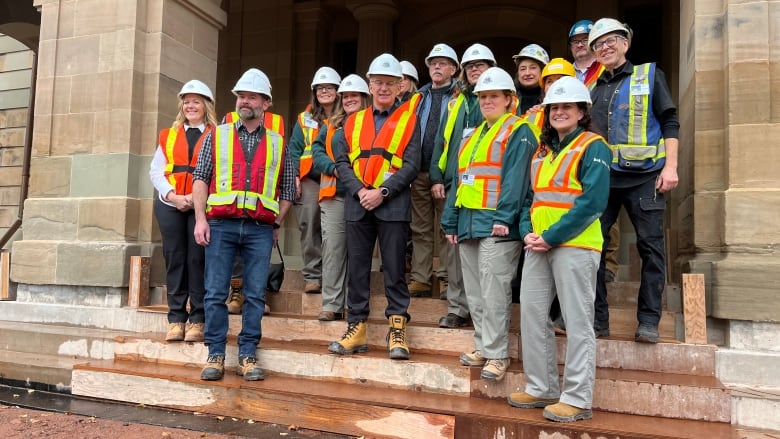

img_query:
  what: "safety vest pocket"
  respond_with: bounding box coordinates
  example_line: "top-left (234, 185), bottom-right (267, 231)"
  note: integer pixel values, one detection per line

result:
top-left (614, 144), bottom-right (663, 172)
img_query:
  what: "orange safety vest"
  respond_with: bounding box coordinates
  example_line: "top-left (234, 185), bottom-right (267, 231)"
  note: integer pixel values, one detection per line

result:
top-left (205, 123), bottom-right (285, 225)
top-left (297, 105), bottom-right (320, 178)
top-left (344, 99), bottom-right (419, 188)
top-left (158, 125), bottom-right (212, 195)
top-left (530, 130), bottom-right (605, 251)
top-left (583, 62), bottom-right (605, 91)
top-left (223, 111), bottom-right (286, 137)
top-left (318, 123), bottom-right (339, 201)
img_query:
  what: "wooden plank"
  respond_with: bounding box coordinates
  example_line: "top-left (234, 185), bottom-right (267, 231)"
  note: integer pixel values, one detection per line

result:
top-left (128, 256), bottom-right (150, 308)
top-left (682, 273), bottom-right (707, 344)
top-left (0, 250), bottom-right (10, 300)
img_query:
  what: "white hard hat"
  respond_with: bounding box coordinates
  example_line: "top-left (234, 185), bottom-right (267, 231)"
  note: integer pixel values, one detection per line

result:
top-left (588, 18), bottom-right (632, 51)
top-left (400, 61), bottom-right (419, 82)
top-left (473, 67), bottom-right (516, 94)
top-left (542, 76), bottom-right (592, 105)
top-left (366, 53), bottom-right (403, 78)
top-left (179, 79), bottom-right (213, 101)
top-left (338, 74), bottom-right (370, 95)
top-left (425, 43), bottom-right (459, 67)
top-left (311, 66), bottom-right (341, 89)
top-left (460, 43), bottom-right (496, 66)
top-left (232, 68), bottom-right (272, 99)
top-left (512, 43), bottom-right (550, 66)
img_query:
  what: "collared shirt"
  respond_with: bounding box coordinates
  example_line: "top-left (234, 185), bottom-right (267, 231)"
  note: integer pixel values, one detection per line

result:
top-left (193, 118), bottom-right (296, 201)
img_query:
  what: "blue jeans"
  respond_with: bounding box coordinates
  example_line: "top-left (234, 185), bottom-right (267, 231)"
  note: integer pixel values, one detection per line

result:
top-left (595, 177), bottom-right (666, 327)
top-left (203, 218), bottom-right (273, 358)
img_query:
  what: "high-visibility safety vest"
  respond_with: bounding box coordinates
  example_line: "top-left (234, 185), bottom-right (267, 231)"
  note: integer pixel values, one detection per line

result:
top-left (224, 111), bottom-right (286, 137)
top-left (158, 125), bottom-right (212, 195)
top-left (205, 123), bottom-right (284, 224)
top-left (520, 107), bottom-right (544, 140)
top-left (583, 62), bottom-right (605, 91)
top-left (318, 123), bottom-right (339, 201)
top-left (530, 130), bottom-right (605, 251)
top-left (438, 94), bottom-right (519, 173)
top-left (607, 62), bottom-right (665, 172)
top-left (297, 105), bottom-right (320, 178)
top-left (454, 113), bottom-right (523, 210)
top-left (345, 97), bottom-right (419, 188)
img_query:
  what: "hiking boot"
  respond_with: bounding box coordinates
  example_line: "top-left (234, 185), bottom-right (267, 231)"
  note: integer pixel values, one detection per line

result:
top-left (200, 355), bottom-right (225, 381)
top-left (408, 281), bottom-right (431, 297)
top-left (165, 323), bottom-right (185, 342)
top-left (328, 321), bottom-right (368, 355)
top-left (236, 356), bottom-right (265, 381)
top-left (459, 350), bottom-right (486, 367)
top-left (552, 316), bottom-right (566, 335)
top-left (226, 286), bottom-right (244, 315)
top-left (507, 391), bottom-right (558, 408)
top-left (318, 311), bottom-right (343, 321)
top-left (594, 321), bottom-right (610, 338)
top-left (387, 315), bottom-right (409, 360)
top-left (543, 402), bottom-right (592, 422)
top-left (480, 358), bottom-right (510, 382)
top-left (184, 322), bottom-right (204, 342)
top-left (438, 313), bottom-right (470, 328)
top-left (304, 282), bottom-right (321, 294)
top-left (635, 323), bottom-right (659, 343)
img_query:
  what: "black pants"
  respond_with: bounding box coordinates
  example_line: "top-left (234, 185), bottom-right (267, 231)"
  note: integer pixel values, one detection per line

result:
top-left (346, 214), bottom-right (410, 323)
top-left (153, 198), bottom-right (205, 323)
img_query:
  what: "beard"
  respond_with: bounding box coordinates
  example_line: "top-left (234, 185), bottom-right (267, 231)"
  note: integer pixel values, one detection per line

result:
top-left (236, 106), bottom-right (261, 121)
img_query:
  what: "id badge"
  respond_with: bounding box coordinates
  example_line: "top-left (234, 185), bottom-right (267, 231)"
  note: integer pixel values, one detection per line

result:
top-left (630, 83), bottom-right (650, 96)
top-left (303, 118), bottom-right (319, 129)
top-left (462, 127), bottom-right (475, 139)
top-left (461, 174), bottom-right (475, 185)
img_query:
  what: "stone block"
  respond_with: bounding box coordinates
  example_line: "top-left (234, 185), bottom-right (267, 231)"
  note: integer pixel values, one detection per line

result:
top-left (0, 127), bottom-right (25, 147)
top-left (56, 241), bottom-right (144, 287)
top-left (129, 153), bottom-right (153, 199)
top-left (31, 114), bottom-right (52, 158)
top-left (724, 189), bottom-right (780, 244)
top-left (1, 146), bottom-right (24, 166)
top-left (91, 108), bottom-right (133, 154)
top-left (0, 186), bottom-right (20, 205)
top-left (73, 0), bottom-right (138, 37)
top-left (29, 156), bottom-right (71, 197)
top-left (0, 108), bottom-right (27, 128)
top-left (56, 0), bottom-right (75, 39)
top-left (159, 34), bottom-right (215, 85)
top-left (727, 61), bottom-right (770, 125)
top-left (99, 28), bottom-right (136, 72)
top-left (162, 0), bottom-right (195, 50)
top-left (77, 197), bottom-right (139, 242)
top-left (142, 32), bottom-right (162, 74)
top-left (35, 40), bottom-right (55, 79)
top-left (54, 36), bottom-right (100, 76)
top-left (70, 72), bottom-right (112, 113)
top-left (16, 283), bottom-right (125, 308)
top-left (732, 391), bottom-right (780, 431)
top-left (145, 0), bottom-right (163, 33)
top-left (727, 124), bottom-right (780, 188)
top-left (22, 198), bottom-right (78, 240)
top-left (51, 113), bottom-right (95, 155)
top-left (692, 192), bottom-right (724, 251)
top-left (0, 206), bottom-right (18, 227)
top-left (70, 153), bottom-right (129, 197)
top-left (728, 320), bottom-right (780, 351)
top-left (726, 1), bottom-right (769, 63)
top-left (694, 70), bottom-right (724, 131)
top-left (693, 129), bottom-right (726, 191)
top-left (192, 17), bottom-right (219, 62)
top-left (10, 240), bottom-right (57, 284)
top-left (32, 76), bottom-right (53, 116)
top-left (718, 349), bottom-right (780, 387)
top-left (772, 60), bottom-right (780, 123)
top-left (711, 253), bottom-right (780, 321)
top-left (137, 198), bottom-right (155, 242)
top-left (0, 166), bottom-right (21, 186)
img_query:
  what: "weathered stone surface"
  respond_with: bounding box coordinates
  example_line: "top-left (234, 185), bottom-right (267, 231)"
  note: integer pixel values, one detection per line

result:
top-left (726, 1), bottom-right (769, 63)
top-left (51, 113), bottom-right (95, 155)
top-left (728, 320), bottom-right (780, 351)
top-left (711, 253), bottom-right (780, 321)
top-left (56, 241), bottom-right (144, 287)
top-left (694, 71), bottom-right (725, 131)
top-left (0, 166), bottom-right (21, 186)
top-left (77, 197), bottom-right (139, 242)
top-left (29, 156), bottom-right (70, 197)
top-left (718, 349), bottom-right (780, 387)
top-left (70, 153), bottom-right (129, 197)
top-left (0, 108), bottom-right (27, 128)
top-left (137, 197), bottom-right (155, 242)
top-left (0, 186), bottom-right (20, 205)
top-left (22, 198), bottom-right (78, 240)
top-left (53, 35), bottom-right (100, 76)
top-left (0, 126), bottom-right (25, 147)
top-left (10, 240), bottom-right (57, 284)
top-left (73, 0), bottom-right (138, 37)
top-left (724, 189), bottom-right (780, 245)
top-left (732, 391), bottom-right (780, 431)
top-left (1, 146), bottom-right (24, 166)
top-left (727, 124), bottom-right (780, 189)
top-left (727, 61), bottom-right (770, 125)
top-left (16, 283), bottom-right (125, 308)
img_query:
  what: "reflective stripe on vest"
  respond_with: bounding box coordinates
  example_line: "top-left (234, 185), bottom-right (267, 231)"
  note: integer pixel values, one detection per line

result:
top-left (206, 123), bottom-right (283, 220)
top-left (345, 98), bottom-right (419, 188)
top-left (318, 123), bottom-right (339, 201)
top-left (530, 131), bottom-right (604, 251)
top-left (438, 94), bottom-right (466, 173)
top-left (520, 107), bottom-right (544, 140)
top-left (297, 105), bottom-right (319, 177)
top-left (224, 111), bottom-right (286, 138)
top-left (583, 63), bottom-right (605, 91)
top-left (160, 126), bottom-right (210, 195)
top-left (454, 113), bottom-right (521, 210)
top-left (608, 63), bottom-right (665, 172)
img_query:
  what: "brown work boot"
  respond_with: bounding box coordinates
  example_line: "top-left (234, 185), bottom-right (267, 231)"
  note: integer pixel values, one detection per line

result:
top-left (236, 356), bottom-right (265, 381)
top-left (200, 355), bottom-right (225, 381)
top-left (328, 321), bottom-right (368, 355)
top-left (226, 283), bottom-right (244, 314)
top-left (543, 402), bottom-right (593, 422)
top-left (387, 315), bottom-right (409, 360)
top-left (184, 322), bottom-right (204, 342)
top-left (408, 280), bottom-right (431, 297)
top-left (165, 323), bottom-right (185, 341)
top-left (304, 282), bottom-right (321, 294)
top-left (507, 391), bottom-right (558, 409)
top-left (459, 350), bottom-right (486, 367)
top-left (480, 358), bottom-right (510, 382)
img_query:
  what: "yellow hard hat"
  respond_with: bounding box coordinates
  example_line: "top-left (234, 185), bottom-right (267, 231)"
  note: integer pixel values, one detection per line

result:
top-left (539, 58), bottom-right (576, 88)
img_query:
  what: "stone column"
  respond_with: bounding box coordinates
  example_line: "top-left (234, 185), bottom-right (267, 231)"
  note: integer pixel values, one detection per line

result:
top-left (345, 0), bottom-right (398, 74)
top-left (11, 0), bottom-right (226, 306)
top-left (292, 1), bottom-right (331, 113)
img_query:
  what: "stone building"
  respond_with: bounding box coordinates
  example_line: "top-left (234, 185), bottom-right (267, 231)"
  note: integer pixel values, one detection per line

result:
top-left (0, 0), bottom-right (778, 433)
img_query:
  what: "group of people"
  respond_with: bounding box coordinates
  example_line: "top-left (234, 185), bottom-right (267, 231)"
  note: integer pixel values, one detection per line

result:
top-left (149, 16), bottom-right (678, 424)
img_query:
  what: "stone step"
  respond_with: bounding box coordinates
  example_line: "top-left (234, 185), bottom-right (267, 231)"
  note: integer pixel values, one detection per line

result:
top-left (717, 348), bottom-right (780, 388)
top-left (0, 321), bottom-right (125, 359)
top-left (109, 334), bottom-right (726, 421)
top-left (728, 386), bottom-right (780, 432)
top-left (0, 350), bottom-right (77, 389)
top-left (71, 358), bottom-right (739, 439)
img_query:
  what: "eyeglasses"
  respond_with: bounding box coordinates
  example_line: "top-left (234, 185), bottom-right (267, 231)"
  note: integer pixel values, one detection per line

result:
top-left (591, 35), bottom-right (626, 52)
top-left (569, 38), bottom-right (588, 47)
top-left (370, 79), bottom-right (399, 88)
top-left (315, 85), bottom-right (336, 92)
top-left (464, 61), bottom-right (489, 71)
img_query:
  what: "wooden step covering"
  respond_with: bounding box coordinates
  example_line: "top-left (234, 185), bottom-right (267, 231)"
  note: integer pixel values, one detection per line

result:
top-left (71, 359), bottom-right (738, 439)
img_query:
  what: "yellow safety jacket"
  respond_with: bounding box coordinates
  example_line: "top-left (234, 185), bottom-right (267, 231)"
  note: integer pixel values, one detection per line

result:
top-left (296, 104), bottom-right (320, 178)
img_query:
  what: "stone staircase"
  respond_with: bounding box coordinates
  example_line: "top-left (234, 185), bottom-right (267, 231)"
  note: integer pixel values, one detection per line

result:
top-left (0, 271), bottom-right (775, 438)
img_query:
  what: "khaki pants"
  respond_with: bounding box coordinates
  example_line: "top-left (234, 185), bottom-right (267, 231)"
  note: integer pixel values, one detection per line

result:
top-left (294, 177), bottom-right (322, 284)
top-left (409, 172), bottom-right (447, 285)
top-left (320, 197), bottom-right (347, 313)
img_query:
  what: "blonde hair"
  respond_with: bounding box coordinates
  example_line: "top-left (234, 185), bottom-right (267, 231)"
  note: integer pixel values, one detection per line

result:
top-left (172, 95), bottom-right (218, 130)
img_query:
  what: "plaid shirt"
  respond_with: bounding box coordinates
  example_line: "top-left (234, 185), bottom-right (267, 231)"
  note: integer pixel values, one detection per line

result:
top-left (193, 119), bottom-right (296, 202)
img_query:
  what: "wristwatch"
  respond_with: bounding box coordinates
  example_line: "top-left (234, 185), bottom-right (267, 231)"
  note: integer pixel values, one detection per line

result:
top-left (379, 187), bottom-right (390, 198)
